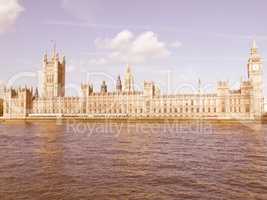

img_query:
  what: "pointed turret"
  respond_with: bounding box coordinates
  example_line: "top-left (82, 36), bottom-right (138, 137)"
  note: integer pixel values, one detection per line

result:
top-left (101, 81), bottom-right (107, 93)
top-left (52, 40), bottom-right (57, 58)
top-left (252, 40), bottom-right (257, 49)
top-left (116, 75), bottom-right (122, 92)
top-left (123, 64), bottom-right (134, 92)
top-left (250, 39), bottom-right (259, 56)
top-left (198, 78), bottom-right (201, 94)
top-left (43, 52), bottom-right (48, 63)
top-left (126, 64), bottom-right (131, 73)
top-left (34, 88), bottom-right (39, 98)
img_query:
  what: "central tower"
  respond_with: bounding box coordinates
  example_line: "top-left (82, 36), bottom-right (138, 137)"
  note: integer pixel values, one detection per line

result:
top-left (123, 64), bottom-right (134, 92)
top-left (42, 45), bottom-right (65, 98)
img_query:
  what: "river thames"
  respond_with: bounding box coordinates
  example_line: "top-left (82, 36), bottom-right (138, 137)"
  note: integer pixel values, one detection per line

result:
top-left (0, 121), bottom-right (267, 200)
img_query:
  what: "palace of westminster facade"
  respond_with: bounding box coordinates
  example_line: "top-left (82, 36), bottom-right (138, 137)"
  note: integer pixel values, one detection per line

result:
top-left (0, 41), bottom-right (264, 120)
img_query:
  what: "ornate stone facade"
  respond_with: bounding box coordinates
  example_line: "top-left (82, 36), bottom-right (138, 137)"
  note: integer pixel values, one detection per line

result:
top-left (42, 46), bottom-right (65, 98)
top-left (2, 41), bottom-right (265, 120)
top-left (0, 83), bottom-right (4, 116)
top-left (3, 87), bottom-right (33, 119)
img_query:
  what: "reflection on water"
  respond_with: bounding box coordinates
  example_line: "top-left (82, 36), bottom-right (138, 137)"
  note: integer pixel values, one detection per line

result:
top-left (0, 121), bottom-right (267, 200)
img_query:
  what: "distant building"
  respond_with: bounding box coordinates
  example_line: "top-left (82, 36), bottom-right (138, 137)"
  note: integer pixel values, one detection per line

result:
top-left (2, 41), bottom-right (265, 120)
top-left (0, 82), bottom-right (5, 116)
top-left (0, 82), bottom-right (5, 99)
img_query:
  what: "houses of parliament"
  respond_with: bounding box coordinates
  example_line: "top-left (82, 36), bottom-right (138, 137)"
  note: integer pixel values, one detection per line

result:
top-left (0, 41), bottom-right (264, 120)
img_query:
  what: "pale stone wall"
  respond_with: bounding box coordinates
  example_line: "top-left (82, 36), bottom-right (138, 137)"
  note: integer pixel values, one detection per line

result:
top-left (0, 83), bottom-right (4, 116)
top-left (0, 99), bottom-right (3, 116)
top-left (32, 97), bottom-right (82, 115)
top-left (2, 84), bottom-right (255, 120)
top-left (78, 91), bottom-right (251, 119)
top-left (3, 88), bottom-right (33, 119)
top-left (42, 53), bottom-right (65, 98)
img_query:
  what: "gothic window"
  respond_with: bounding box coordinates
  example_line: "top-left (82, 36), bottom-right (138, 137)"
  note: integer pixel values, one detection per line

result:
top-left (245, 105), bottom-right (250, 113)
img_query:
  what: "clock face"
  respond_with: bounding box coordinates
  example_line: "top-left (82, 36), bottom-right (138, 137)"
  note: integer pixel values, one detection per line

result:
top-left (252, 64), bottom-right (259, 71)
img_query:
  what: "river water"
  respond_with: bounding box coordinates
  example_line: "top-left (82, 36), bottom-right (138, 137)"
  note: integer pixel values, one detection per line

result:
top-left (0, 121), bottom-right (267, 200)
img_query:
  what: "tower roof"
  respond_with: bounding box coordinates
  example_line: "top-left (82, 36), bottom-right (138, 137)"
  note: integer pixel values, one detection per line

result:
top-left (52, 40), bottom-right (57, 57)
top-left (252, 40), bottom-right (257, 49)
top-left (126, 64), bottom-right (131, 73)
top-left (250, 39), bottom-right (260, 56)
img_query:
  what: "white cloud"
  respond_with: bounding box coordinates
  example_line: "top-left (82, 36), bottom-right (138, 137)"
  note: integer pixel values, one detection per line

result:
top-left (0, 0), bottom-right (24, 33)
top-left (90, 30), bottom-right (172, 65)
top-left (170, 41), bottom-right (182, 48)
top-left (132, 31), bottom-right (170, 58)
top-left (95, 30), bottom-right (134, 50)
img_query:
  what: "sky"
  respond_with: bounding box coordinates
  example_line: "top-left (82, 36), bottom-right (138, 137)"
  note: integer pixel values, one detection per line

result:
top-left (0, 0), bottom-right (267, 96)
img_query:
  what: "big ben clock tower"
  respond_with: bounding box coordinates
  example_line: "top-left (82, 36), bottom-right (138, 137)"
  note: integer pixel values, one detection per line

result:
top-left (247, 40), bottom-right (264, 118)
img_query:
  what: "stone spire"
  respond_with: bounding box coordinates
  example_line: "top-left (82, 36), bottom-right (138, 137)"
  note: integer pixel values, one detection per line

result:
top-left (116, 75), bottom-right (122, 92)
top-left (123, 64), bottom-right (134, 92)
top-left (250, 39), bottom-right (259, 56)
top-left (101, 81), bottom-right (107, 93)
top-left (126, 64), bottom-right (131, 73)
top-left (252, 39), bottom-right (257, 49)
top-left (34, 87), bottom-right (39, 98)
top-left (198, 78), bottom-right (201, 94)
top-left (43, 51), bottom-right (48, 63)
top-left (52, 40), bottom-right (57, 58)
